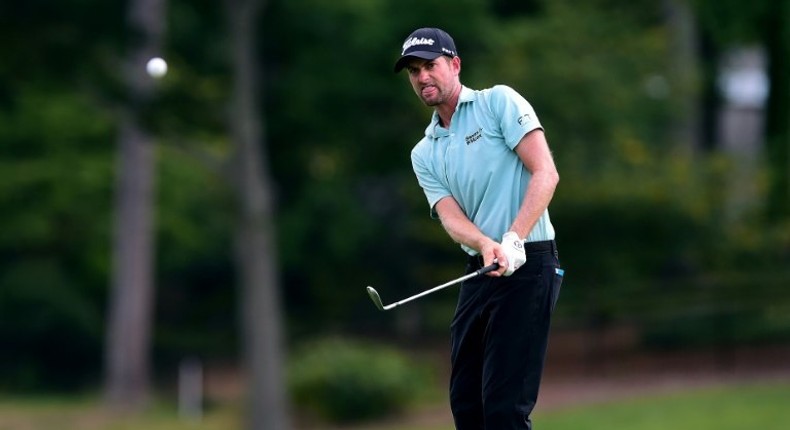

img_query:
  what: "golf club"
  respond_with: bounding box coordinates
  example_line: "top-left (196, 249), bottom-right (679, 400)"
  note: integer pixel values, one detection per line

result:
top-left (366, 261), bottom-right (500, 311)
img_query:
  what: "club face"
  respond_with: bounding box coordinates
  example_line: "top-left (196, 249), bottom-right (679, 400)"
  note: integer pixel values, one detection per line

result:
top-left (366, 286), bottom-right (385, 311)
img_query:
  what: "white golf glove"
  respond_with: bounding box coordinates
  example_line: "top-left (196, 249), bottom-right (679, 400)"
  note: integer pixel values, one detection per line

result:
top-left (500, 231), bottom-right (526, 276)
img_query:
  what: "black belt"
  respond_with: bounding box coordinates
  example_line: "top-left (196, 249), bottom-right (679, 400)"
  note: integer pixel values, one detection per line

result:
top-left (468, 240), bottom-right (557, 268)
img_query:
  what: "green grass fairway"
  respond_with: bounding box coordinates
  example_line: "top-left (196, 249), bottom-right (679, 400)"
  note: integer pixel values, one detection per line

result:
top-left (384, 381), bottom-right (790, 430)
top-left (535, 381), bottom-right (790, 430)
top-left (0, 381), bottom-right (788, 429)
top-left (0, 395), bottom-right (240, 430)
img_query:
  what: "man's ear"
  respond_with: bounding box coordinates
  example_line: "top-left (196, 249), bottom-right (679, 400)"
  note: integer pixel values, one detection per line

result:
top-left (452, 56), bottom-right (462, 75)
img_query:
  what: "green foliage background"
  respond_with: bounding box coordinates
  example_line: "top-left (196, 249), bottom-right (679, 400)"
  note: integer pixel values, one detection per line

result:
top-left (288, 338), bottom-right (435, 423)
top-left (0, 0), bottom-right (788, 392)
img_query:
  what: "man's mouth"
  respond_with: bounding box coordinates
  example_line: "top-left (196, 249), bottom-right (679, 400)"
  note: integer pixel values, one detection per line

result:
top-left (421, 85), bottom-right (437, 98)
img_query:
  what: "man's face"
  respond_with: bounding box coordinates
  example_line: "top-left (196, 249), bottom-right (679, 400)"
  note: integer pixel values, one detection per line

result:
top-left (405, 56), bottom-right (460, 107)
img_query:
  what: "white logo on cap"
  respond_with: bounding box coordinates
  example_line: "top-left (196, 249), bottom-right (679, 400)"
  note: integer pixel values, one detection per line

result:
top-left (402, 37), bottom-right (435, 55)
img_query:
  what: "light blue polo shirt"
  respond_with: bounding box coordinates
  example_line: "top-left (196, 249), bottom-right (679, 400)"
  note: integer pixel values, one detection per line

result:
top-left (410, 85), bottom-right (555, 256)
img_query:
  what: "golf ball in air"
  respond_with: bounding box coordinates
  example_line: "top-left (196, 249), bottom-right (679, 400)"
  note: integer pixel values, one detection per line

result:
top-left (146, 57), bottom-right (168, 78)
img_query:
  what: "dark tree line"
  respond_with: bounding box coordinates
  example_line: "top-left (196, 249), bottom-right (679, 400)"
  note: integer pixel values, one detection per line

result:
top-left (0, 1), bottom-right (788, 428)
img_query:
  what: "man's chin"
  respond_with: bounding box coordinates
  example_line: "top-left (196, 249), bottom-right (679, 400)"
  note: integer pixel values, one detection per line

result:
top-left (422, 97), bottom-right (441, 107)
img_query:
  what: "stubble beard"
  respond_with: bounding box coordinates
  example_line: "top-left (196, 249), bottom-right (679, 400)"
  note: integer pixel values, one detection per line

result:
top-left (421, 85), bottom-right (446, 107)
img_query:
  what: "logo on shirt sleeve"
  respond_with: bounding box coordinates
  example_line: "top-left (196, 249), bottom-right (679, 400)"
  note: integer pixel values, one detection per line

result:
top-left (517, 113), bottom-right (531, 126)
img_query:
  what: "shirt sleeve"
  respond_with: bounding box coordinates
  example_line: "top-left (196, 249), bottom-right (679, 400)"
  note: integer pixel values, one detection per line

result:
top-left (488, 85), bottom-right (543, 150)
top-left (411, 142), bottom-right (451, 219)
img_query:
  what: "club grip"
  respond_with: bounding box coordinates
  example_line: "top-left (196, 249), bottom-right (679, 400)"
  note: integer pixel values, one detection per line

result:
top-left (476, 262), bottom-right (500, 276)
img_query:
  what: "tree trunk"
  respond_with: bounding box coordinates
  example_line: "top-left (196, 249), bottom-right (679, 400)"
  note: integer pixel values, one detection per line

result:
top-left (104, 0), bottom-right (165, 412)
top-left (225, 0), bottom-right (292, 428)
top-left (763, 0), bottom-right (790, 220)
top-left (664, 0), bottom-right (701, 151)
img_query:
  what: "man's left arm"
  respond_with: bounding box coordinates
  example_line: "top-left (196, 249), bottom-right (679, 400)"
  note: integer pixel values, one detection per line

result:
top-left (508, 129), bottom-right (559, 239)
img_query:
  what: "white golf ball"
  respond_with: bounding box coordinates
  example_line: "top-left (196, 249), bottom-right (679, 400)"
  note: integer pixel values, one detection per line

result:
top-left (146, 57), bottom-right (168, 78)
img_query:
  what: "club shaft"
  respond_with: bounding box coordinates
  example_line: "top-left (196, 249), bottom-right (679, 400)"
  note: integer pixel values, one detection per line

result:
top-left (384, 263), bottom-right (498, 310)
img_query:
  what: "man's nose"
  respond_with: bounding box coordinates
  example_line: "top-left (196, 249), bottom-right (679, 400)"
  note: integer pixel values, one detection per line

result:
top-left (416, 68), bottom-right (430, 82)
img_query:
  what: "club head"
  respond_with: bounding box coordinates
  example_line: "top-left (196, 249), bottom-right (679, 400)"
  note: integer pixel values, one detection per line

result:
top-left (366, 286), bottom-right (385, 311)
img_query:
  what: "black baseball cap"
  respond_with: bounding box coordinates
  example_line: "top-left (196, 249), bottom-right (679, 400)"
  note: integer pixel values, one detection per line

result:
top-left (393, 27), bottom-right (458, 73)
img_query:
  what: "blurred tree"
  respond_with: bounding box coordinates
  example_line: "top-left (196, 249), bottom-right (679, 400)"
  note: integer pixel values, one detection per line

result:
top-left (490, 0), bottom-right (543, 17)
top-left (1, 0), bottom-right (788, 396)
top-left (226, 0), bottom-right (291, 428)
top-left (104, 0), bottom-right (166, 412)
top-left (472, 0), bottom-right (674, 178)
top-left (664, 0), bottom-right (702, 151)
top-left (0, 1), bottom-right (121, 391)
top-left (761, 2), bottom-right (790, 220)
top-left (693, 0), bottom-right (790, 219)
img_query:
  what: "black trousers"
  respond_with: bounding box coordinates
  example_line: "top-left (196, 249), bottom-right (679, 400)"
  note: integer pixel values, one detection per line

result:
top-left (449, 240), bottom-right (562, 430)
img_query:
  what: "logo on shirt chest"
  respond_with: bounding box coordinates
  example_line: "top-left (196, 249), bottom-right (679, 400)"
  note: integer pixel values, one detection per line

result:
top-left (464, 128), bottom-right (483, 145)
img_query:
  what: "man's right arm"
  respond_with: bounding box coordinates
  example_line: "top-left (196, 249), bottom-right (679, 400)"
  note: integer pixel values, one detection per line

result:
top-left (434, 196), bottom-right (509, 277)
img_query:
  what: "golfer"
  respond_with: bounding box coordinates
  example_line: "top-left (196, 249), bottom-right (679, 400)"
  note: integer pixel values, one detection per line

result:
top-left (394, 27), bottom-right (564, 429)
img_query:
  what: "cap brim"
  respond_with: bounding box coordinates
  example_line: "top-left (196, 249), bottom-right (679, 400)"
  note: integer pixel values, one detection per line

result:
top-left (393, 51), bottom-right (443, 72)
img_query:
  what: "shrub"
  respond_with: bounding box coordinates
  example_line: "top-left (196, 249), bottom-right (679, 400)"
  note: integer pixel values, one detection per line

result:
top-left (288, 338), bottom-right (434, 424)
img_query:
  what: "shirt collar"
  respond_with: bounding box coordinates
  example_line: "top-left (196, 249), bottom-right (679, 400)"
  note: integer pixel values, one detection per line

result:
top-left (424, 86), bottom-right (477, 139)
